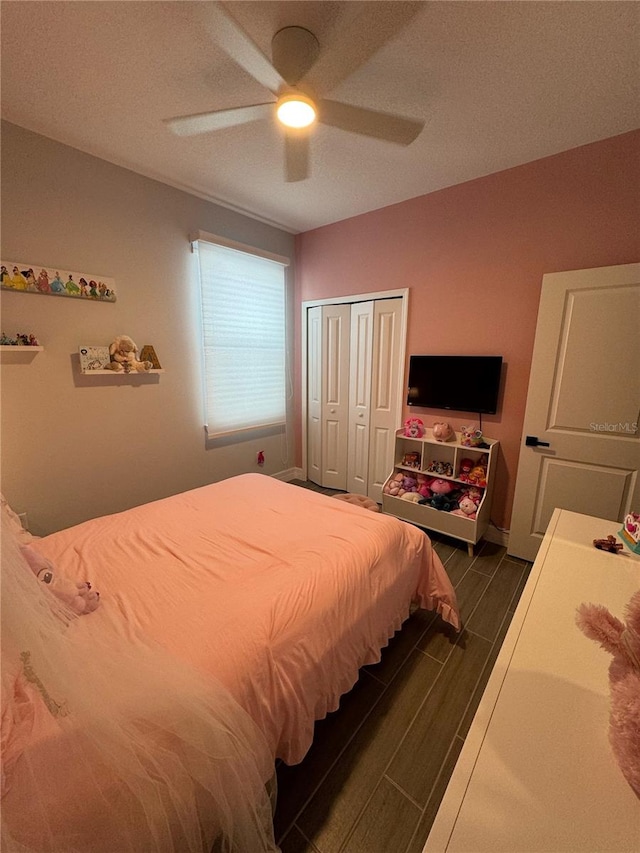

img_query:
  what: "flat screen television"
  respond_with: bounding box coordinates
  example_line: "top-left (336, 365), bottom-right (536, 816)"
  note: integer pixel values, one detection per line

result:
top-left (407, 355), bottom-right (503, 415)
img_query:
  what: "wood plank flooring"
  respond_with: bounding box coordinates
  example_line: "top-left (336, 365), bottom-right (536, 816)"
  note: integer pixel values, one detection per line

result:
top-left (275, 481), bottom-right (531, 853)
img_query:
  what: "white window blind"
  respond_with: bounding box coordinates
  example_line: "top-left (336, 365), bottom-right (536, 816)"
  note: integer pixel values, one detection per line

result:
top-left (195, 236), bottom-right (288, 437)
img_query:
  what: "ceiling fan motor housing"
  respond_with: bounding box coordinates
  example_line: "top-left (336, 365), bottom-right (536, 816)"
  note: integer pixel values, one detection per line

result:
top-left (271, 26), bottom-right (320, 87)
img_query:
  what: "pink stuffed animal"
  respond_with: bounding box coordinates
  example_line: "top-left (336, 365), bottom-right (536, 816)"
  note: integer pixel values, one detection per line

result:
top-left (429, 479), bottom-right (456, 496)
top-left (383, 472), bottom-right (404, 497)
top-left (416, 473), bottom-right (432, 498)
top-left (576, 590), bottom-right (640, 798)
top-left (22, 545), bottom-right (100, 615)
top-left (450, 496), bottom-right (478, 519)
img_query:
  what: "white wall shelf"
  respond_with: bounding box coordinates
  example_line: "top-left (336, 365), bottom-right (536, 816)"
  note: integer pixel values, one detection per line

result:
top-left (80, 368), bottom-right (164, 376)
top-left (0, 345), bottom-right (43, 351)
top-left (382, 428), bottom-right (499, 555)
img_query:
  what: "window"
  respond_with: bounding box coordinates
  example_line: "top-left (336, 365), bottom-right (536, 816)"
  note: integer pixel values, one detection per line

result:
top-left (193, 232), bottom-right (289, 437)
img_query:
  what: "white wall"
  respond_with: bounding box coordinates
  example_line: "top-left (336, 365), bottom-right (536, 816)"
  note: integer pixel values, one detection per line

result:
top-left (0, 122), bottom-right (296, 535)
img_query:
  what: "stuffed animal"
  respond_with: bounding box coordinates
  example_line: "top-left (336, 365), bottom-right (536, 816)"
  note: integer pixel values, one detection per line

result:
top-left (383, 472), bottom-right (404, 497)
top-left (400, 473), bottom-right (418, 495)
top-left (451, 496), bottom-right (478, 519)
top-left (433, 422), bottom-right (455, 442)
top-left (416, 473), bottom-right (432, 498)
top-left (105, 335), bottom-right (152, 373)
top-left (22, 545), bottom-right (100, 615)
top-left (400, 492), bottom-right (421, 503)
top-left (429, 479), bottom-right (456, 496)
top-left (460, 424), bottom-right (489, 448)
top-left (422, 493), bottom-right (459, 512)
top-left (464, 486), bottom-right (483, 504)
top-left (403, 417), bottom-right (425, 438)
top-left (576, 590), bottom-right (640, 798)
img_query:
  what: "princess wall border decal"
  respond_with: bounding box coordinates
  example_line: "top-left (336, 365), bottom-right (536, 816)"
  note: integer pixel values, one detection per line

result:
top-left (1, 260), bottom-right (116, 302)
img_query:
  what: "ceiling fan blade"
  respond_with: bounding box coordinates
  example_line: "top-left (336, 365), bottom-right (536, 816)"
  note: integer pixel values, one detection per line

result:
top-left (164, 103), bottom-right (273, 137)
top-left (284, 131), bottom-right (310, 182)
top-left (199, 2), bottom-right (286, 94)
top-left (318, 100), bottom-right (423, 146)
top-left (299, 2), bottom-right (422, 95)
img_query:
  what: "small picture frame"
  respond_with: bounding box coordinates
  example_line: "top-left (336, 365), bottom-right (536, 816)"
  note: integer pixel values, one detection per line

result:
top-left (78, 345), bottom-right (111, 371)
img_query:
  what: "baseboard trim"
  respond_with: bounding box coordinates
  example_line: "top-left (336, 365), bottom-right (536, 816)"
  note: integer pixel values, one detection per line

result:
top-left (484, 524), bottom-right (509, 549)
top-left (272, 467), bottom-right (304, 482)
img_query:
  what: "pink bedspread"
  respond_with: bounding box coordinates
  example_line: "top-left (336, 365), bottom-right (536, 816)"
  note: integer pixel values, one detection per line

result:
top-left (35, 474), bottom-right (458, 763)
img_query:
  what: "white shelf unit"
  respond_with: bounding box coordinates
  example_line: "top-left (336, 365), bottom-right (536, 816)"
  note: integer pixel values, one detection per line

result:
top-left (382, 428), bottom-right (499, 555)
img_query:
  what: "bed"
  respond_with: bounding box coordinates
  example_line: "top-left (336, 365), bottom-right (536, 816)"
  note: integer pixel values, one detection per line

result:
top-left (1, 474), bottom-right (459, 851)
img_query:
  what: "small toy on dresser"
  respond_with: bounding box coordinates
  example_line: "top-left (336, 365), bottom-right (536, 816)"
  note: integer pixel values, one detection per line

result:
top-left (593, 535), bottom-right (624, 554)
top-left (620, 512), bottom-right (640, 555)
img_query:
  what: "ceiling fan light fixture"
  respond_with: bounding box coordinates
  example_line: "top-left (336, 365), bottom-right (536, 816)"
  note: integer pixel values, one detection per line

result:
top-left (276, 93), bottom-right (316, 129)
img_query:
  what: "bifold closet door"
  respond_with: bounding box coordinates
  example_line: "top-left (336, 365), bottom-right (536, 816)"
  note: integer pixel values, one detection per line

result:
top-left (309, 303), bottom-right (350, 490)
top-left (368, 298), bottom-right (403, 502)
top-left (306, 306), bottom-right (323, 485)
top-left (346, 302), bottom-right (374, 494)
top-left (307, 297), bottom-right (403, 495)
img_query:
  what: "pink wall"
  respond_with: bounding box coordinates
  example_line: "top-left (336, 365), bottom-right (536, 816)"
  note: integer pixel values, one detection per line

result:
top-left (294, 130), bottom-right (640, 531)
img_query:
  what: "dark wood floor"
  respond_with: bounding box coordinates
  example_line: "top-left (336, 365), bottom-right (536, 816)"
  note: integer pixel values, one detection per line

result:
top-left (275, 481), bottom-right (531, 853)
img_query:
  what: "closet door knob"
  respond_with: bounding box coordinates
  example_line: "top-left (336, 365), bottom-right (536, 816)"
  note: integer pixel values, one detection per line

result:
top-left (330, 408), bottom-right (336, 414)
top-left (358, 413), bottom-right (364, 418)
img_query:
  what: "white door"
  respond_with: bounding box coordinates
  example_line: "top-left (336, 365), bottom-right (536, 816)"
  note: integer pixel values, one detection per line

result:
top-left (508, 263), bottom-right (640, 561)
top-left (347, 301), bottom-right (374, 494)
top-left (320, 303), bottom-right (351, 490)
top-left (307, 306), bottom-right (323, 486)
top-left (368, 298), bottom-right (404, 502)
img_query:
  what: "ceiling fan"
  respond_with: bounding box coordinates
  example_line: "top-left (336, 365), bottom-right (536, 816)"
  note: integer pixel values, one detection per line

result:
top-left (164, 2), bottom-right (425, 182)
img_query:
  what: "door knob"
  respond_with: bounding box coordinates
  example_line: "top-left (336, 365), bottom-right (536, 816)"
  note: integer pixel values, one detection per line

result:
top-left (358, 413), bottom-right (364, 418)
top-left (525, 435), bottom-right (550, 448)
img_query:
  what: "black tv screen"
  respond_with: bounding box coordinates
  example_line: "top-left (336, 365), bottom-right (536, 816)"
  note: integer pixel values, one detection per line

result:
top-left (407, 355), bottom-right (503, 415)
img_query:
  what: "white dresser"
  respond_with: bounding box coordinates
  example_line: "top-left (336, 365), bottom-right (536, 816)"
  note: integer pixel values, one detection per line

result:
top-left (425, 508), bottom-right (640, 853)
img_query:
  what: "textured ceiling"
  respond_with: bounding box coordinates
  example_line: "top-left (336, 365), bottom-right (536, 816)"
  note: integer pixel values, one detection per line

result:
top-left (2, 1), bottom-right (638, 233)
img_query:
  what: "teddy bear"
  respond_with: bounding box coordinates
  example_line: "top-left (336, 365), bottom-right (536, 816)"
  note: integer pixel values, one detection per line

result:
top-left (432, 422), bottom-right (455, 442)
top-left (105, 335), bottom-right (152, 373)
top-left (576, 589), bottom-right (640, 798)
top-left (22, 544), bottom-right (100, 615)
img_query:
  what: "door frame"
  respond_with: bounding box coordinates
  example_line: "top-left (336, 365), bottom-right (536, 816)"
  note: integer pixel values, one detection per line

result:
top-left (300, 288), bottom-right (409, 482)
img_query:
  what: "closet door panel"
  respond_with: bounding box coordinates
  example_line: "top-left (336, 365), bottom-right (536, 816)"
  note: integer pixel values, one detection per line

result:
top-left (321, 304), bottom-right (350, 490)
top-left (368, 298), bottom-right (403, 501)
top-left (306, 306), bottom-right (323, 485)
top-left (347, 301), bottom-right (374, 494)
